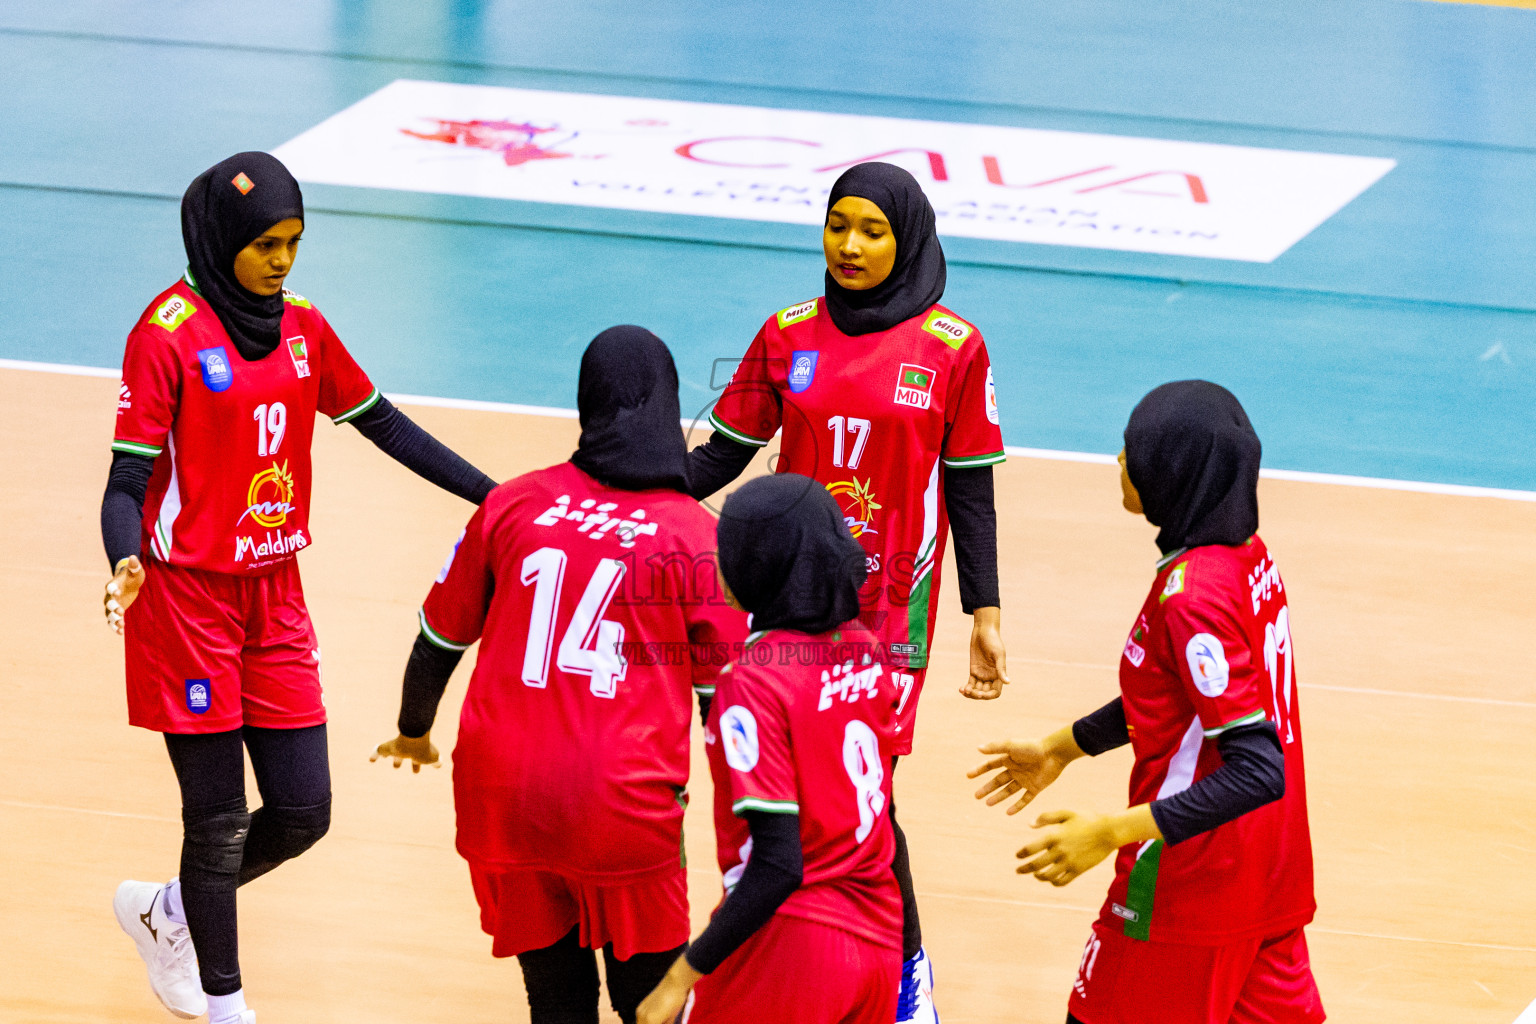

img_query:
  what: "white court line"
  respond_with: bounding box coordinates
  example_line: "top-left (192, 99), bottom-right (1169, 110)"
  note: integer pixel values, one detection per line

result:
top-left (5, 357), bottom-right (1534, 504)
top-left (0, 798), bottom-right (177, 823)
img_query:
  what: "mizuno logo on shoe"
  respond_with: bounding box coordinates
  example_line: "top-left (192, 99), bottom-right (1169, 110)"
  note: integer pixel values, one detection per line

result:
top-left (140, 906), bottom-right (158, 942)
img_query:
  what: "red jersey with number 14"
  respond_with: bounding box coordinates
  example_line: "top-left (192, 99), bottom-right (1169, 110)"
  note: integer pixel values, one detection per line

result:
top-left (113, 276), bottom-right (380, 574)
top-left (422, 461), bottom-right (747, 880)
top-left (1103, 536), bottom-right (1315, 945)
top-left (710, 300), bottom-right (1004, 670)
top-left (705, 627), bottom-right (902, 950)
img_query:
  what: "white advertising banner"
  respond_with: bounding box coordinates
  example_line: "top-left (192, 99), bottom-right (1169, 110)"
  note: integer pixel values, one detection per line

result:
top-left (274, 79), bottom-right (1396, 263)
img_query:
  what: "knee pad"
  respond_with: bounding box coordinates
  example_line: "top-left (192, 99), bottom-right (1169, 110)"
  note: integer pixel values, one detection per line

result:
top-left (180, 803), bottom-right (252, 891)
top-left (258, 797), bottom-right (331, 860)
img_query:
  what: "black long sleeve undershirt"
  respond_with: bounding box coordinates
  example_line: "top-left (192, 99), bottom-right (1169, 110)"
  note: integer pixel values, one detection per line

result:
top-left (99, 399), bottom-right (495, 571)
top-left (684, 810), bottom-right (804, 974)
top-left (350, 397), bottom-right (497, 505)
top-left (684, 430), bottom-right (1000, 610)
top-left (398, 633), bottom-right (465, 738)
top-left (1071, 696), bottom-right (1287, 845)
top-left (102, 451), bottom-right (155, 569)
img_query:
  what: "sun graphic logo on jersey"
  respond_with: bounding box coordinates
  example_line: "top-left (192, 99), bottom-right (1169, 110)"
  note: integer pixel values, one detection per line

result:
top-left (287, 335), bottom-right (311, 378)
top-left (238, 461), bottom-right (298, 528)
top-left (892, 363), bottom-right (935, 410)
top-left (826, 478), bottom-right (882, 538)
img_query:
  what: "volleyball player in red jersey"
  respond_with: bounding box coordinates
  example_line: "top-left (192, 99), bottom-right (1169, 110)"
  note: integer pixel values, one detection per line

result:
top-left (101, 153), bottom-right (497, 1024)
top-left (686, 161), bottom-right (1008, 1021)
top-left (970, 381), bottom-right (1322, 1024)
top-left (637, 473), bottom-right (902, 1024)
top-left (372, 327), bottom-right (747, 1024)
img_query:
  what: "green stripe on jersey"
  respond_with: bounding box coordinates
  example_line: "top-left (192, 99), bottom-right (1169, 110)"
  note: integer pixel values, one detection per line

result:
top-left (1121, 839), bottom-right (1163, 941)
top-left (418, 608), bottom-right (471, 652)
top-left (112, 440), bottom-right (163, 457)
top-left (904, 569), bottom-right (933, 669)
top-left (1203, 708), bottom-right (1267, 737)
top-left (732, 797), bottom-right (799, 815)
top-left (708, 411), bottom-right (770, 447)
top-left (331, 388), bottom-right (382, 424)
top-left (942, 450), bottom-right (1007, 469)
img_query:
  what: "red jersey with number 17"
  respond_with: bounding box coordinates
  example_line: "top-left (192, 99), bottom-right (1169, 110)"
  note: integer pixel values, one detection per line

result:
top-left (422, 461), bottom-right (748, 880)
top-left (709, 300), bottom-right (1004, 670)
top-left (113, 275), bottom-right (380, 574)
top-left (705, 627), bottom-right (902, 950)
top-left (1103, 536), bottom-right (1315, 945)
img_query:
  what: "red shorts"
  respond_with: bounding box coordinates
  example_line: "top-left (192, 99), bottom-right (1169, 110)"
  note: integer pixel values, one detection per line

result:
top-left (891, 667), bottom-right (926, 756)
top-left (468, 863), bottom-right (689, 961)
top-left (684, 914), bottom-right (900, 1024)
top-left (124, 559), bottom-right (324, 734)
top-left (1068, 921), bottom-right (1325, 1024)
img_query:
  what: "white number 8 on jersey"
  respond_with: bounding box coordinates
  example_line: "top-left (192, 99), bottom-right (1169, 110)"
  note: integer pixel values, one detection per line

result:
top-left (843, 720), bottom-right (886, 843)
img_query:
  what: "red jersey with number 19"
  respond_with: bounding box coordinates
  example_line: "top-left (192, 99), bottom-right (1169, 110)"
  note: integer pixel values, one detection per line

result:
top-left (113, 276), bottom-right (380, 574)
top-left (709, 300), bottom-right (1004, 672)
top-left (422, 461), bottom-right (747, 880)
top-left (705, 627), bottom-right (903, 950)
top-left (1103, 536), bottom-right (1315, 945)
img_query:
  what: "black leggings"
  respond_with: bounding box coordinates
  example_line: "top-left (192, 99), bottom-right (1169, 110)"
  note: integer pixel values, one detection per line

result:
top-left (890, 756), bottom-right (922, 961)
top-left (164, 724), bottom-right (332, 996)
top-left (516, 925), bottom-right (684, 1024)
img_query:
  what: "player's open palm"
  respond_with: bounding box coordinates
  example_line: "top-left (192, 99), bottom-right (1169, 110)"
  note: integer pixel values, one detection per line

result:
top-left (371, 733), bottom-right (440, 773)
top-left (969, 737), bottom-right (1068, 814)
top-left (103, 556), bottom-right (146, 635)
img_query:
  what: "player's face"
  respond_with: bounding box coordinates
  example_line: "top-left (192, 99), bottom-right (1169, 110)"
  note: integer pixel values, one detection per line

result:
top-left (1118, 449), bottom-right (1143, 515)
top-left (823, 197), bottom-right (897, 291)
top-left (233, 218), bottom-right (304, 296)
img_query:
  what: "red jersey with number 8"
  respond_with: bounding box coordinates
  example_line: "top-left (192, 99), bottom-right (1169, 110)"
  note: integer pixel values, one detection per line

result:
top-left (1104, 536), bottom-right (1315, 945)
top-left (422, 461), bottom-right (747, 880)
top-left (704, 627), bottom-right (903, 950)
top-left (709, 300), bottom-right (1004, 671)
top-left (113, 276), bottom-right (380, 574)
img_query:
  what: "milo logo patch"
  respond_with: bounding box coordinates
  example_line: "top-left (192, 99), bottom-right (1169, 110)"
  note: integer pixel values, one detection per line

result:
top-left (777, 299), bottom-right (819, 329)
top-left (923, 311), bottom-right (972, 348)
top-left (153, 295), bottom-right (197, 332)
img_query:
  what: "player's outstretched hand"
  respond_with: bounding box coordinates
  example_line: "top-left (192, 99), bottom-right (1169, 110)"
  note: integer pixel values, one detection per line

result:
top-left (371, 733), bottom-right (440, 773)
top-left (1016, 810), bottom-right (1118, 886)
top-left (960, 606), bottom-right (1009, 700)
top-left (968, 737), bottom-right (1070, 814)
top-left (637, 954), bottom-right (701, 1024)
top-left (103, 556), bottom-right (146, 635)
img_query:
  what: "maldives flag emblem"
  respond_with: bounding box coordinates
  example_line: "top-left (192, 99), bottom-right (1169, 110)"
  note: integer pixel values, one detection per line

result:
top-left (231, 172), bottom-right (255, 194)
top-left (893, 363), bottom-right (935, 410)
top-left (287, 335), bottom-right (311, 378)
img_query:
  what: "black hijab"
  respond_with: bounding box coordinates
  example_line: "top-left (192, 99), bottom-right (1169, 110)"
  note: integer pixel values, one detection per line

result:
top-left (570, 325), bottom-right (690, 492)
top-left (822, 162), bottom-right (947, 336)
top-left (181, 152), bottom-right (305, 361)
top-left (1123, 380), bottom-right (1262, 555)
top-left (717, 474), bottom-right (866, 635)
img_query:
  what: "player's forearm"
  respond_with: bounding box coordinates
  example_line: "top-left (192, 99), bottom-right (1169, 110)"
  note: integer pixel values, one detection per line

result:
top-left (101, 451), bottom-right (154, 569)
top-left (397, 632), bottom-right (463, 738)
top-left (684, 431), bottom-right (756, 500)
top-left (683, 811), bottom-right (803, 974)
top-left (1104, 803), bottom-right (1163, 849)
top-left (1044, 723), bottom-right (1089, 765)
top-left (945, 465), bottom-right (999, 612)
top-left (351, 397), bottom-right (497, 504)
top-left (1071, 696), bottom-right (1130, 756)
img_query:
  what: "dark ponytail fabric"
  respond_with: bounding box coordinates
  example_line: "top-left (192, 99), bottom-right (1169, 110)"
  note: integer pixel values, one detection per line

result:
top-left (821, 162), bottom-right (947, 336)
top-left (180, 151), bottom-right (305, 361)
top-left (1123, 380), bottom-right (1262, 555)
top-left (717, 474), bottom-right (866, 635)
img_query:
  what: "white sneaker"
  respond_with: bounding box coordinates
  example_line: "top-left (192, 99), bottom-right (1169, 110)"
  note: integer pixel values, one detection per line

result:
top-left (895, 946), bottom-right (938, 1023)
top-left (212, 1011), bottom-right (256, 1024)
top-left (113, 880), bottom-right (206, 1019)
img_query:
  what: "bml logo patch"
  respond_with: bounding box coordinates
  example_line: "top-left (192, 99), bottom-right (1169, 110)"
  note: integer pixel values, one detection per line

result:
top-left (788, 350), bottom-right (818, 393)
top-left (185, 678), bottom-right (212, 714)
top-left (197, 347), bottom-right (234, 393)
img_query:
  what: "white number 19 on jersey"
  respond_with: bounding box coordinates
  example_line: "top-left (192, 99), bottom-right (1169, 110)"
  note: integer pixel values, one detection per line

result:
top-left (519, 546), bottom-right (629, 698)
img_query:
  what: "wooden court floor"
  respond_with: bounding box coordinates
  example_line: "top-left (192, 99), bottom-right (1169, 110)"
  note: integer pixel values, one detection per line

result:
top-left (2, 367), bottom-right (1532, 1023)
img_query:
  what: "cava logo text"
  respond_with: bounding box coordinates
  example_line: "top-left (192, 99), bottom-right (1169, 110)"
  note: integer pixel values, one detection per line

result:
top-left (274, 81), bottom-right (1396, 263)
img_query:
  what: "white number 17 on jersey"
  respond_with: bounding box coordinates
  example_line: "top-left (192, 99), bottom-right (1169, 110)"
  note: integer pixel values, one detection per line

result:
top-left (519, 546), bottom-right (629, 698)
